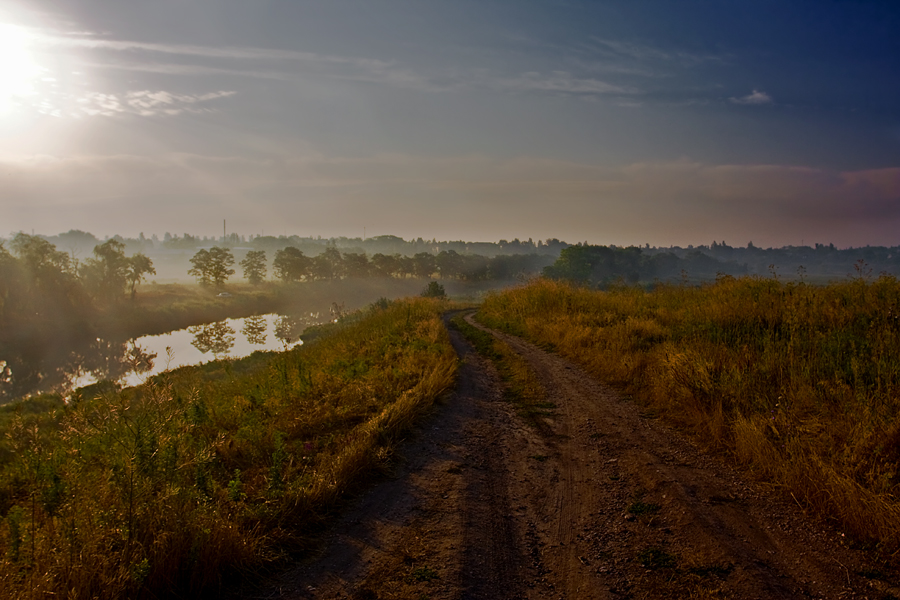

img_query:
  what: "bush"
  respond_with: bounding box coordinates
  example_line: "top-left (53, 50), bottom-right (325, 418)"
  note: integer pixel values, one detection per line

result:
top-left (421, 281), bottom-right (446, 298)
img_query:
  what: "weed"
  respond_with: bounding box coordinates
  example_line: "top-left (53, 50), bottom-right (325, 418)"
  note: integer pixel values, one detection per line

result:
top-left (637, 546), bottom-right (677, 570)
top-left (628, 500), bottom-right (661, 515)
top-left (407, 565), bottom-right (439, 582)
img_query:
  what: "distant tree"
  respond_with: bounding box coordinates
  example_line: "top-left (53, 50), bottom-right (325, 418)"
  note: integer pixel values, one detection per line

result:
top-left (311, 245), bottom-right (343, 280)
top-left (240, 250), bottom-right (267, 284)
top-left (188, 247), bottom-right (235, 286)
top-left (11, 233), bottom-right (75, 287)
top-left (272, 247), bottom-right (311, 282)
top-left (371, 253), bottom-right (400, 277)
top-left (435, 250), bottom-right (463, 279)
top-left (412, 252), bottom-right (437, 278)
top-left (81, 239), bottom-right (130, 302)
top-left (421, 281), bottom-right (446, 299)
top-left (342, 252), bottom-right (371, 278)
top-left (80, 239), bottom-right (155, 301)
top-left (126, 253), bottom-right (156, 299)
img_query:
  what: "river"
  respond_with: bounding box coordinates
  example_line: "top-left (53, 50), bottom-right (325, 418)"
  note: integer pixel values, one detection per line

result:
top-left (0, 313), bottom-right (322, 403)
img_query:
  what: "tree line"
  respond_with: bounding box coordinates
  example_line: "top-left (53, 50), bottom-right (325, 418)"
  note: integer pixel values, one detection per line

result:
top-left (0, 234), bottom-right (156, 339)
top-left (544, 244), bottom-right (746, 287)
top-left (188, 245), bottom-right (553, 286)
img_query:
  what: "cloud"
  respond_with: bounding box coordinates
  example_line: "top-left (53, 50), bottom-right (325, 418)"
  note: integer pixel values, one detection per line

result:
top-left (494, 71), bottom-right (635, 96)
top-left (730, 89), bottom-right (773, 104)
top-left (2, 154), bottom-right (898, 246)
top-left (35, 31), bottom-right (439, 90)
top-left (75, 90), bottom-right (235, 117)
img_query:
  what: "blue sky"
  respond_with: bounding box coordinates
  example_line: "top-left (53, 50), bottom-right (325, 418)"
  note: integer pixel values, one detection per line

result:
top-left (1, 0), bottom-right (898, 247)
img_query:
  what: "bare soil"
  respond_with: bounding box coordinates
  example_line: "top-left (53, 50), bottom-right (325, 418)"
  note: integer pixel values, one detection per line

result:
top-left (249, 312), bottom-right (899, 599)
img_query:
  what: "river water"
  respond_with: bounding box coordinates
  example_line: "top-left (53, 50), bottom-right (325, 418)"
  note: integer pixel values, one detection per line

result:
top-left (0, 313), bottom-right (320, 402)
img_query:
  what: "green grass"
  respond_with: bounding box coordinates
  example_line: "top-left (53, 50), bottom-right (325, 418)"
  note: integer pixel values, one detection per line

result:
top-left (0, 297), bottom-right (456, 599)
top-left (407, 565), bottom-right (439, 582)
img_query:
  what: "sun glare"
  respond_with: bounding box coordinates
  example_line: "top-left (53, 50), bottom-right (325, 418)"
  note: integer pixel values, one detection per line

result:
top-left (0, 22), bottom-right (43, 114)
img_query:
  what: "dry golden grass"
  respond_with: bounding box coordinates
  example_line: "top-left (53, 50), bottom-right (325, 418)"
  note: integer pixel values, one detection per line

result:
top-left (0, 298), bottom-right (456, 599)
top-left (479, 276), bottom-right (900, 552)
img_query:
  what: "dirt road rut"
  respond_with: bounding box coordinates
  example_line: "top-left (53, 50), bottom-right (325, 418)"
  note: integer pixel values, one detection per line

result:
top-left (255, 312), bottom-right (896, 599)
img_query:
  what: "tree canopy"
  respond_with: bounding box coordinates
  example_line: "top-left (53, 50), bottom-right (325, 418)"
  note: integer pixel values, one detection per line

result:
top-left (188, 247), bottom-right (235, 287)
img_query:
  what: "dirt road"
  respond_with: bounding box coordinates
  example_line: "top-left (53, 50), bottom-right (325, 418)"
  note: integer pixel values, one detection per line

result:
top-left (253, 312), bottom-right (897, 599)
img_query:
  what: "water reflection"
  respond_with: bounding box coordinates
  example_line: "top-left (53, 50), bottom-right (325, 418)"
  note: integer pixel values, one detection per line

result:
top-left (0, 312), bottom-right (319, 404)
top-left (242, 315), bottom-right (267, 345)
top-left (274, 315), bottom-right (304, 347)
top-left (0, 337), bottom-right (157, 402)
top-left (189, 322), bottom-right (236, 357)
top-left (82, 338), bottom-right (157, 382)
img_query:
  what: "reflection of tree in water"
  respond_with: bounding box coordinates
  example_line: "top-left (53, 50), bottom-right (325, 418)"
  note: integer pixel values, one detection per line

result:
top-left (189, 321), bottom-right (236, 356)
top-left (0, 360), bottom-right (12, 399)
top-left (274, 315), bottom-right (304, 348)
top-left (0, 338), bottom-right (157, 403)
top-left (241, 315), bottom-right (267, 345)
top-left (83, 339), bottom-right (157, 383)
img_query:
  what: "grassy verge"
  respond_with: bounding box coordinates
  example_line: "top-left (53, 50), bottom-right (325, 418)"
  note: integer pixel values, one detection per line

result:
top-left (0, 297), bottom-right (456, 599)
top-left (479, 277), bottom-right (900, 554)
top-left (448, 313), bottom-right (552, 432)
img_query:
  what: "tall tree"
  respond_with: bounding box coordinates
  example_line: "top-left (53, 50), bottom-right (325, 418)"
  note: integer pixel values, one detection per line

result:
top-left (11, 233), bottom-right (75, 288)
top-left (188, 247), bottom-right (235, 286)
top-left (272, 247), bottom-right (311, 282)
top-left (240, 250), bottom-right (267, 284)
top-left (126, 254), bottom-right (156, 299)
top-left (342, 252), bottom-right (371, 278)
top-left (311, 246), bottom-right (343, 280)
top-left (371, 253), bottom-right (400, 277)
top-left (81, 239), bottom-right (130, 302)
top-left (412, 252), bottom-right (437, 278)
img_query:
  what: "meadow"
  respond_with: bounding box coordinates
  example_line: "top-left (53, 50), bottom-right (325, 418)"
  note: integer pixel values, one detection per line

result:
top-left (478, 275), bottom-right (900, 554)
top-left (0, 297), bottom-right (456, 599)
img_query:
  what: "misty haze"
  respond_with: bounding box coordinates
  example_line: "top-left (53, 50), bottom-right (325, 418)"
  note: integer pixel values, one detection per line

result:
top-left (1, 1), bottom-right (899, 598)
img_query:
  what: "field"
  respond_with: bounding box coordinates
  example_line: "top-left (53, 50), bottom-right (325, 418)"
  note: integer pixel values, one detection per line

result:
top-left (479, 276), bottom-right (900, 553)
top-left (4, 274), bottom-right (900, 598)
top-left (0, 298), bottom-right (455, 599)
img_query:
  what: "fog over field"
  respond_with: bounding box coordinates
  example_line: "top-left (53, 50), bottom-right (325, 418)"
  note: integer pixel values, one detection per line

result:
top-left (0, 1), bottom-right (897, 247)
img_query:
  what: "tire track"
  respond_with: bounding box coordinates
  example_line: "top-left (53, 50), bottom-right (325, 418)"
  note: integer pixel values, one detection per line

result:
top-left (246, 311), bottom-right (896, 600)
top-left (473, 314), bottom-right (886, 599)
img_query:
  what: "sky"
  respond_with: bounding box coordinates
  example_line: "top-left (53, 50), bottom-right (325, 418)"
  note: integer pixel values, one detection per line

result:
top-left (0, 0), bottom-right (898, 248)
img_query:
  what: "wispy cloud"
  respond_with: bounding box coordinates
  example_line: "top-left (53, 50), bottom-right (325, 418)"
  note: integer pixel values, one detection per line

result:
top-left (33, 29), bottom-right (457, 95)
top-left (75, 90), bottom-right (235, 117)
top-left (587, 38), bottom-right (726, 66)
top-left (39, 29), bottom-right (640, 99)
top-left (730, 89), bottom-right (773, 105)
top-left (493, 71), bottom-right (635, 96)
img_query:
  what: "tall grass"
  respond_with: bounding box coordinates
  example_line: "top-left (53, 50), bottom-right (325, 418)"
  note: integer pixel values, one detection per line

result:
top-left (0, 297), bottom-right (456, 599)
top-left (479, 276), bottom-right (900, 551)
